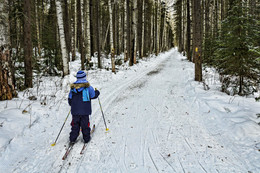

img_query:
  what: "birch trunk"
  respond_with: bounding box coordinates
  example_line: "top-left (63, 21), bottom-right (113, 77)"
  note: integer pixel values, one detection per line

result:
top-left (118, 2), bottom-right (123, 54)
top-left (77, 0), bottom-right (85, 70)
top-left (81, 0), bottom-right (86, 63)
top-left (56, 0), bottom-right (69, 76)
top-left (35, 0), bottom-right (41, 58)
top-left (154, 1), bottom-right (157, 54)
top-left (150, 4), bottom-right (154, 54)
top-left (86, 0), bottom-right (91, 63)
top-left (133, 0), bottom-right (137, 64)
top-left (0, 0), bottom-right (16, 100)
top-left (124, 0), bottom-right (128, 62)
top-left (71, 0), bottom-right (76, 61)
top-left (64, 0), bottom-right (71, 54)
top-left (108, 0), bottom-right (115, 72)
top-left (161, 9), bottom-right (166, 51)
top-left (74, 0), bottom-right (77, 60)
top-left (141, 0), bottom-right (145, 57)
top-left (182, 0), bottom-right (186, 53)
top-left (156, 0), bottom-right (161, 55)
top-left (126, 0), bottom-right (131, 64)
top-left (96, 0), bottom-right (101, 68)
top-left (102, 23), bottom-right (110, 50)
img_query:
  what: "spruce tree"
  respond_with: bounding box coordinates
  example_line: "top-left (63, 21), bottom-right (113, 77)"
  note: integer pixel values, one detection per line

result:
top-left (214, 0), bottom-right (260, 95)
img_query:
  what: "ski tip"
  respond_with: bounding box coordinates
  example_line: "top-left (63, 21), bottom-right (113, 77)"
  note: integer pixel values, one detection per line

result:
top-left (51, 143), bottom-right (56, 146)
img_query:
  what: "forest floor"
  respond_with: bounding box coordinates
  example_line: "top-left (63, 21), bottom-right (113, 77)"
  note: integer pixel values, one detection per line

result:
top-left (0, 48), bottom-right (259, 173)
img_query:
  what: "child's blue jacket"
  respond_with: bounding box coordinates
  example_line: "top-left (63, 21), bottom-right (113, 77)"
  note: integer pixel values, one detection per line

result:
top-left (68, 82), bottom-right (100, 115)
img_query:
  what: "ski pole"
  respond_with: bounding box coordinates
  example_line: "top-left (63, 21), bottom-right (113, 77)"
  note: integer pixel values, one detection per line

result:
top-left (97, 97), bottom-right (109, 131)
top-left (51, 110), bottom-right (71, 146)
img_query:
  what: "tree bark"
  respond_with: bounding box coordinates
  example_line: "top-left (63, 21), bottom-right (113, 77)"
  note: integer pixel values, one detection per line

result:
top-left (186, 0), bottom-right (191, 61)
top-left (108, 0), bottom-right (115, 72)
top-left (56, 0), bottom-right (69, 75)
top-left (141, 0), bottom-right (145, 57)
top-left (124, 0), bottom-right (128, 62)
top-left (214, 0), bottom-right (218, 38)
top-left (96, 0), bottom-right (101, 68)
top-left (71, 0), bottom-right (76, 61)
top-left (24, 0), bottom-right (33, 87)
top-left (77, 0), bottom-right (85, 70)
top-left (35, 0), bottom-right (41, 58)
top-left (133, 0), bottom-right (138, 64)
top-left (193, 0), bottom-right (202, 81)
top-left (86, 0), bottom-right (91, 63)
top-left (0, 0), bottom-right (16, 100)
top-left (178, 0), bottom-right (183, 53)
top-left (156, 0), bottom-right (161, 55)
top-left (63, 0), bottom-right (71, 55)
top-left (118, 1), bottom-right (123, 54)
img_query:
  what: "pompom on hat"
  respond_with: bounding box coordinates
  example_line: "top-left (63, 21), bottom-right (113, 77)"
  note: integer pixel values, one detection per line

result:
top-left (74, 70), bottom-right (88, 84)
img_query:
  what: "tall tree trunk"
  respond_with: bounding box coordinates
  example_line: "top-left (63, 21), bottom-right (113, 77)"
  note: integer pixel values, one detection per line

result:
top-left (162, 8), bottom-right (167, 51)
top-left (86, 0), bottom-right (91, 63)
top-left (71, 0), bottom-right (76, 61)
top-left (133, 0), bottom-right (137, 64)
top-left (64, 0), bottom-right (71, 56)
top-left (24, 0), bottom-right (33, 87)
top-left (193, 0), bottom-right (202, 81)
top-left (35, 0), bottom-right (41, 58)
top-left (56, 0), bottom-right (69, 75)
top-left (114, 4), bottom-right (118, 55)
top-left (124, 0), bottom-right (128, 62)
top-left (77, 0), bottom-right (85, 70)
top-left (182, 0), bottom-right (186, 54)
top-left (156, 0), bottom-right (161, 55)
top-left (96, 0), bottom-right (101, 68)
top-left (0, 0), bottom-right (16, 100)
top-left (141, 0), bottom-right (145, 57)
top-left (108, 0), bottom-right (115, 72)
top-left (150, 4), bottom-right (154, 54)
top-left (221, 0), bottom-right (224, 21)
top-left (214, 0), bottom-right (218, 38)
top-left (178, 0), bottom-right (183, 53)
top-left (186, 0), bottom-right (191, 61)
top-left (118, 1), bottom-right (123, 54)
top-left (127, 0), bottom-right (131, 64)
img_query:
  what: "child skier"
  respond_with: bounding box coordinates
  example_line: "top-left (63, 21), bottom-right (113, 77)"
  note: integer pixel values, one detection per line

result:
top-left (68, 70), bottom-right (100, 144)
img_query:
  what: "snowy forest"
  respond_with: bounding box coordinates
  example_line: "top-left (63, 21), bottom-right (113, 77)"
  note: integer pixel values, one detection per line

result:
top-left (0, 0), bottom-right (260, 172)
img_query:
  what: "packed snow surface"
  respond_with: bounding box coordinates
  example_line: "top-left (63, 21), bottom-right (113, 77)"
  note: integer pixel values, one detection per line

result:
top-left (0, 48), bottom-right (259, 173)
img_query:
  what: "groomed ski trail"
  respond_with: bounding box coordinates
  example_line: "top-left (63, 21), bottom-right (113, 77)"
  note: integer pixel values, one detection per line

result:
top-left (54, 50), bottom-right (175, 173)
top-left (71, 50), bottom-right (251, 172)
top-left (7, 49), bottom-right (258, 173)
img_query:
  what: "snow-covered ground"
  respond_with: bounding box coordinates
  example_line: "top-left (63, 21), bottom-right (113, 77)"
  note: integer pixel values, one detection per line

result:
top-left (0, 48), bottom-right (259, 173)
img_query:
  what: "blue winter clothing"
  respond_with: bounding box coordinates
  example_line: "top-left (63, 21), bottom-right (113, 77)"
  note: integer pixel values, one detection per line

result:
top-left (68, 80), bottom-right (100, 143)
top-left (74, 70), bottom-right (88, 84)
top-left (68, 82), bottom-right (100, 115)
top-left (70, 115), bottom-right (91, 143)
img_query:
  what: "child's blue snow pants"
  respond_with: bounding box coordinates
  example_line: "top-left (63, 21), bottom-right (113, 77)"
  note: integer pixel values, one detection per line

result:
top-left (69, 115), bottom-right (91, 143)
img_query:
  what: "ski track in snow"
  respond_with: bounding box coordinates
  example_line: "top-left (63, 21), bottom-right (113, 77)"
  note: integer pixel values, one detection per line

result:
top-left (0, 49), bottom-right (259, 173)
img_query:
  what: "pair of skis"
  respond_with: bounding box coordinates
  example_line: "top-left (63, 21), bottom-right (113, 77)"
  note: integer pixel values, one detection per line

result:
top-left (62, 124), bottom-right (95, 160)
